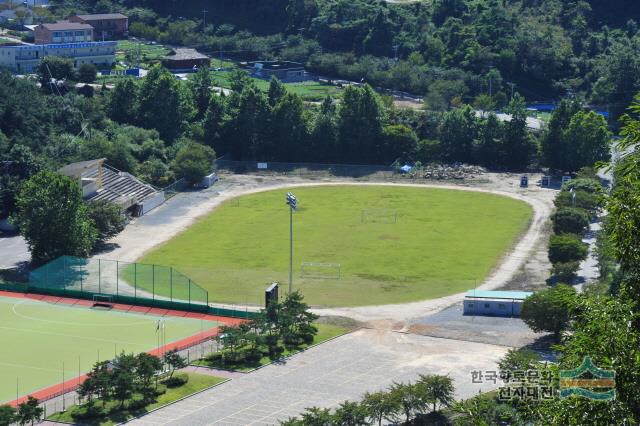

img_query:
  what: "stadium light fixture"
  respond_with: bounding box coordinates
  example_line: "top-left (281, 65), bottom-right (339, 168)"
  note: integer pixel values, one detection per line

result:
top-left (286, 192), bottom-right (298, 293)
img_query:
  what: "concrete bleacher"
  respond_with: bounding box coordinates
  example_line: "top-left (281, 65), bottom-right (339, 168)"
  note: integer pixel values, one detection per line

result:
top-left (59, 158), bottom-right (165, 216)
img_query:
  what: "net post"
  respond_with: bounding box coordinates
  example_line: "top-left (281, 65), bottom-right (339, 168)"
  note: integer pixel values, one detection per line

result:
top-left (134, 263), bottom-right (137, 300)
top-left (170, 267), bottom-right (173, 302)
top-left (63, 256), bottom-right (66, 284)
top-left (116, 260), bottom-right (119, 296)
top-left (188, 279), bottom-right (191, 304)
top-left (152, 264), bottom-right (155, 300)
top-left (98, 259), bottom-right (102, 294)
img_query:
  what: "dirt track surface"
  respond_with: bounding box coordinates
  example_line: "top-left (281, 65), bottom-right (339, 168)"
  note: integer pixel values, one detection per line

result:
top-left (98, 173), bottom-right (556, 323)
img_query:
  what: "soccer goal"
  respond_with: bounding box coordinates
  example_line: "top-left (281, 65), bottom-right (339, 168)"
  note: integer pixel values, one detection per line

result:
top-left (301, 262), bottom-right (341, 279)
top-left (361, 208), bottom-right (398, 224)
top-left (92, 294), bottom-right (114, 309)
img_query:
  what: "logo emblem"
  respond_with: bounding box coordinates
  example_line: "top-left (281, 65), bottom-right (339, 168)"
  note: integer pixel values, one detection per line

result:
top-left (559, 357), bottom-right (615, 400)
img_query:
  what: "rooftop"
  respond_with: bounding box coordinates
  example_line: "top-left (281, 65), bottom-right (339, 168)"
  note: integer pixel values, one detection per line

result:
top-left (163, 48), bottom-right (209, 61)
top-left (73, 13), bottom-right (128, 21)
top-left (465, 290), bottom-right (533, 300)
top-left (40, 21), bottom-right (93, 31)
top-left (245, 60), bottom-right (304, 71)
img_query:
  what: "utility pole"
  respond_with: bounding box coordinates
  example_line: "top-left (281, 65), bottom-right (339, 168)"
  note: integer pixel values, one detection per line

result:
top-left (202, 9), bottom-right (208, 33)
top-left (507, 82), bottom-right (516, 100)
top-left (392, 45), bottom-right (399, 62)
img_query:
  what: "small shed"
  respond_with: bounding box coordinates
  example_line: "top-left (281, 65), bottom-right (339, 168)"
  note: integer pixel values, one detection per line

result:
top-left (463, 290), bottom-right (533, 317)
top-left (162, 48), bottom-right (210, 70)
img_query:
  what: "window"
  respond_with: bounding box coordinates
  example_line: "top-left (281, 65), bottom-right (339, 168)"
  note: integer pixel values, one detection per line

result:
top-left (498, 303), bottom-right (506, 309)
top-left (484, 303), bottom-right (490, 309)
top-left (467, 303), bottom-right (474, 308)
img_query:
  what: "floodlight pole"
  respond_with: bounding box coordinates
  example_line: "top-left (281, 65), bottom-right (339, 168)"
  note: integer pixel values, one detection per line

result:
top-left (286, 192), bottom-right (298, 294)
top-left (289, 201), bottom-right (293, 294)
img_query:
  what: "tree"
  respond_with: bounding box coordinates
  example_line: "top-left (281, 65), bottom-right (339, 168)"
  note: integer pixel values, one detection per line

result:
top-left (16, 397), bottom-right (43, 426)
top-left (541, 100), bottom-right (581, 171)
top-left (36, 56), bottom-right (75, 87)
top-left (172, 140), bottom-right (215, 184)
top-left (203, 95), bottom-right (226, 151)
top-left (77, 63), bottom-right (98, 84)
top-left (476, 113), bottom-right (503, 167)
top-left (135, 353), bottom-right (162, 400)
top-left (548, 233), bottom-right (588, 264)
top-left (163, 349), bottom-right (187, 379)
top-left (562, 111), bottom-right (611, 172)
top-left (338, 85), bottom-right (384, 163)
top-left (267, 76), bottom-right (286, 107)
top-left (108, 79), bottom-right (138, 124)
top-left (388, 382), bottom-right (426, 424)
top-left (190, 66), bottom-right (213, 119)
top-left (310, 96), bottom-right (338, 162)
top-left (225, 85), bottom-right (270, 160)
top-left (380, 124), bottom-right (418, 163)
top-left (278, 291), bottom-right (318, 347)
top-left (111, 352), bottom-right (137, 408)
top-left (13, 171), bottom-right (97, 264)
top-left (502, 94), bottom-right (536, 170)
top-left (269, 93), bottom-right (309, 161)
top-left (332, 400), bottom-right (368, 426)
top-left (0, 405), bottom-right (16, 426)
top-left (551, 207), bottom-right (591, 235)
top-left (361, 391), bottom-right (399, 426)
top-left (416, 374), bottom-right (455, 413)
top-left (498, 348), bottom-right (540, 372)
top-left (438, 105), bottom-right (477, 163)
top-left (86, 201), bottom-right (125, 243)
top-left (521, 284), bottom-right (576, 339)
top-left (137, 66), bottom-right (193, 142)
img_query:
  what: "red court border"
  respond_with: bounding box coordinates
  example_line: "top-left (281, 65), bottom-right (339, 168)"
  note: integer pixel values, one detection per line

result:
top-left (0, 291), bottom-right (244, 406)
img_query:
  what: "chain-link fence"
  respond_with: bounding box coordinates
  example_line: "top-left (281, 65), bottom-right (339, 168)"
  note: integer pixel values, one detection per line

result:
top-left (215, 159), bottom-right (395, 178)
top-left (29, 256), bottom-right (209, 308)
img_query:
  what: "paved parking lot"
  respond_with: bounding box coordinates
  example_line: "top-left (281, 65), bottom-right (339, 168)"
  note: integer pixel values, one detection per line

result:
top-left (408, 302), bottom-right (546, 347)
top-left (127, 329), bottom-right (508, 426)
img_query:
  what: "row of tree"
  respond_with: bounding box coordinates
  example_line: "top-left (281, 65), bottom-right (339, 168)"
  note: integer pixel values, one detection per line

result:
top-left (0, 397), bottom-right (43, 426)
top-left (281, 374), bottom-right (455, 426)
top-left (547, 173), bottom-right (604, 281)
top-left (76, 349), bottom-right (187, 413)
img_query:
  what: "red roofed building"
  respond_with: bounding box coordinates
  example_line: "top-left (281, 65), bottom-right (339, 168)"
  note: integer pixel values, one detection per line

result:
top-left (69, 13), bottom-right (128, 40)
top-left (34, 21), bottom-right (93, 44)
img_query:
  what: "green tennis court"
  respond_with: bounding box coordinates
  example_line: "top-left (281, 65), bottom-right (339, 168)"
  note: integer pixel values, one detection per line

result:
top-left (0, 294), bottom-right (221, 404)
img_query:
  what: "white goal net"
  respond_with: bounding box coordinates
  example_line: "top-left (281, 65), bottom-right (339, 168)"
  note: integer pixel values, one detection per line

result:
top-left (361, 208), bottom-right (398, 224)
top-left (301, 262), bottom-right (341, 279)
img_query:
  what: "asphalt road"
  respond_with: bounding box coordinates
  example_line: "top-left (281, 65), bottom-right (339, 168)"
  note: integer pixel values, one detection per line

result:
top-left (0, 234), bottom-right (29, 269)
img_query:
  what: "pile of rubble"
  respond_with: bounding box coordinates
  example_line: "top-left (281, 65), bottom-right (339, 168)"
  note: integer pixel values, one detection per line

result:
top-left (411, 163), bottom-right (486, 180)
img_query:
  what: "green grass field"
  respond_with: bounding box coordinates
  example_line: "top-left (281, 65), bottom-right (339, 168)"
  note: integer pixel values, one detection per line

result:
top-left (209, 70), bottom-right (342, 100)
top-left (139, 186), bottom-right (532, 307)
top-left (0, 296), bottom-right (219, 403)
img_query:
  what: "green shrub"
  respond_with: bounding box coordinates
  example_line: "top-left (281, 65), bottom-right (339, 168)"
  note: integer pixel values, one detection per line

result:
top-left (554, 190), bottom-right (601, 212)
top-left (549, 234), bottom-right (588, 264)
top-left (551, 261), bottom-right (580, 282)
top-left (561, 178), bottom-right (603, 194)
top-left (551, 207), bottom-right (590, 235)
top-left (162, 373), bottom-right (188, 388)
